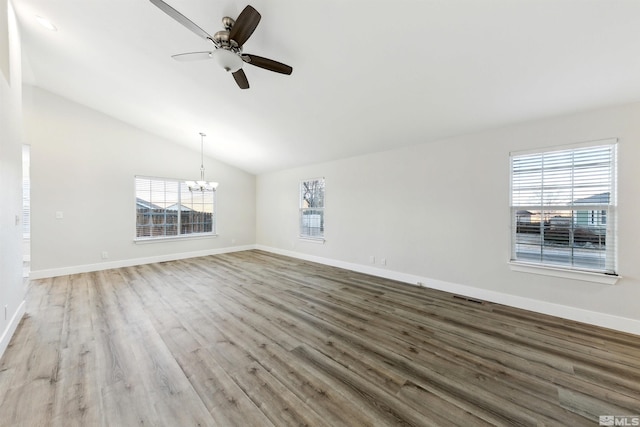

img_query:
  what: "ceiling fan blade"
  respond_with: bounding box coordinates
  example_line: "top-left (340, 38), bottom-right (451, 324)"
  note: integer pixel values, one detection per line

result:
top-left (149, 0), bottom-right (213, 41)
top-left (242, 54), bottom-right (292, 75)
top-left (228, 5), bottom-right (261, 47)
top-left (232, 69), bottom-right (250, 89)
top-left (171, 51), bottom-right (214, 62)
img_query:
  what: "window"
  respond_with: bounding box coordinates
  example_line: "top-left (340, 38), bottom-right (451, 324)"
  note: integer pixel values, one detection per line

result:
top-left (135, 176), bottom-right (215, 240)
top-left (22, 145), bottom-right (30, 239)
top-left (300, 178), bottom-right (325, 239)
top-left (510, 140), bottom-right (617, 275)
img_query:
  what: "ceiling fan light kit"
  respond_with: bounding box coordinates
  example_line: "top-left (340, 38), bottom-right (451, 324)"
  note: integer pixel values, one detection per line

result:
top-left (150, 0), bottom-right (293, 89)
top-left (212, 49), bottom-right (243, 73)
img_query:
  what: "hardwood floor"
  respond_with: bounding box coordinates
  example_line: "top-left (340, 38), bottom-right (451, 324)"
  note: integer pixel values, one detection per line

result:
top-left (1, 250), bottom-right (639, 426)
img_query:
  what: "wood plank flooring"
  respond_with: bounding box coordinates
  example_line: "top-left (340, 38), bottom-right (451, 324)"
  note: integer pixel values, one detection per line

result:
top-left (1, 249), bottom-right (639, 426)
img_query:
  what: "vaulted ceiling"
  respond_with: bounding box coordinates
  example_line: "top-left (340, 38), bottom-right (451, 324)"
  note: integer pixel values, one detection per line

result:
top-left (12, 0), bottom-right (640, 174)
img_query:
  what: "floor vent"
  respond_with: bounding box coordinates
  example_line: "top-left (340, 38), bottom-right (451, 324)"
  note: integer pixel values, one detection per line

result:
top-left (453, 295), bottom-right (485, 305)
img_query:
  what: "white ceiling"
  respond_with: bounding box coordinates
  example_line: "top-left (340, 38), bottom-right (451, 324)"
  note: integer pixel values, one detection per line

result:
top-left (12, 0), bottom-right (640, 174)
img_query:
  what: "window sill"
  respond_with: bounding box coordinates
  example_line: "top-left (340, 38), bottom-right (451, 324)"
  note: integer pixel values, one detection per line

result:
top-left (135, 234), bottom-right (218, 244)
top-left (298, 236), bottom-right (325, 244)
top-left (509, 261), bottom-right (620, 285)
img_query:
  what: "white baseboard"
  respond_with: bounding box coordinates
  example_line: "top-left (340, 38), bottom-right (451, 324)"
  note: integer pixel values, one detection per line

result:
top-left (0, 300), bottom-right (26, 360)
top-left (256, 245), bottom-right (640, 336)
top-left (29, 245), bottom-right (257, 280)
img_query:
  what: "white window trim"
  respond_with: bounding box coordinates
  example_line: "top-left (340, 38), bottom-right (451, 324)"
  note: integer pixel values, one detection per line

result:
top-left (134, 234), bottom-right (218, 244)
top-left (509, 262), bottom-right (620, 285)
top-left (510, 138), bottom-right (618, 156)
top-left (509, 138), bottom-right (618, 280)
top-left (298, 236), bottom-right (326, 244)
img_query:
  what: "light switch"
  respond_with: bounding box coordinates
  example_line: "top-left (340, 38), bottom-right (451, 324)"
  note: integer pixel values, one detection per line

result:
top-left (55, 211), bottom-right (63, 219)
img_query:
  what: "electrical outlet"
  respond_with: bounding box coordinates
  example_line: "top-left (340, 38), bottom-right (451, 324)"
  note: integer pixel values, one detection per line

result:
top-left (55, 211), bottom-right (64, 219)
top-left (101, 251), bottom-right (109, 259)
top-left (369, 256), bottom-right (375, 264)
top-left (380, 258), bottom-right (386, 266)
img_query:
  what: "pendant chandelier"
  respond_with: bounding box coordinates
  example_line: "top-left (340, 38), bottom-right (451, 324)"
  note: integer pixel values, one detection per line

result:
top-left (185, 132), bottom-right (219, 192)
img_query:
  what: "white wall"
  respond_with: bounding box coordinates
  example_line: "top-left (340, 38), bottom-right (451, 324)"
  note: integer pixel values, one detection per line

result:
top-left (0, 0), bottom-right (26, 358)
top-left (23, 86), bottom-right (256, 278)
top-left (257, 102), bottom-right (640, 334)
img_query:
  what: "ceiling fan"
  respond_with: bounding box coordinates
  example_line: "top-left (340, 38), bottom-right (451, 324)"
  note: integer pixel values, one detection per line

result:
top-left (149, 0), bottom-right (293, 89)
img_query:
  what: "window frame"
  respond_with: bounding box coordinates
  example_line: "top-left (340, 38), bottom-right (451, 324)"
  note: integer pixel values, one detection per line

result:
top-left (509, 139), bottom-right (618, 283)
top-left (134, 175), bottom-right (217, 242)
top-left (299, 177), bottom-right (325, 242)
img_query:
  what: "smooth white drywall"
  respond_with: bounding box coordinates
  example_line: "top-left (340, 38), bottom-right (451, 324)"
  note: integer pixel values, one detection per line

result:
top-left (23, 86), bottom-right (256, 277)
top-left (0, 0), bottom-right (26, 358)
top-left (257, 102), bottom-right (640, 330)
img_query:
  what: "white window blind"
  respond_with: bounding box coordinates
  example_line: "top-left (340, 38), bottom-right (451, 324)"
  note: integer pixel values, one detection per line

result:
top-left (300, 178), bottom-right (325, 239)
top-left (135, 176), bottom-right (215, 240)
top-left (22, 145), bottom-right (30, 239)
top-left (510, 141), bottom-right (617, 274)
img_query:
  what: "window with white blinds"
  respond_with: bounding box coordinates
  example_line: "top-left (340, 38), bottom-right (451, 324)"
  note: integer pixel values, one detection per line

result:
top-left (22, 145), bottom-right (30, 239)
top-left (300, 178), bottom-right (325, 239)
top-left (135, 176), bottom-right (215, 240)
top-left (510, 140), bottom-right (617, 274)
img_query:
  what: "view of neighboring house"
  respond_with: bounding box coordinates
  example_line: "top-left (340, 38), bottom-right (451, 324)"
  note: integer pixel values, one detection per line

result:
top-left (136, 198), bottom-right (212, 237)
top-left (515, 192), bottom-right (610, 232)
top-left (514, 191), bottom-right (610, 255)
top-left (166, 203), bottom-right (194, 211)
top-left (136, 197), bottom-right (162, 211)
top-left (573, 192), bottom-right (609, 228)
top-left (515, 210), bottom-right (533, 224)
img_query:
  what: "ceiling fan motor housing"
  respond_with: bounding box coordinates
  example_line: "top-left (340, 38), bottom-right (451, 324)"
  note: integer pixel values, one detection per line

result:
top-left (222, 16), bottom-right (235, 31)
top-left (212, 30), bottom-right (231, 47)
